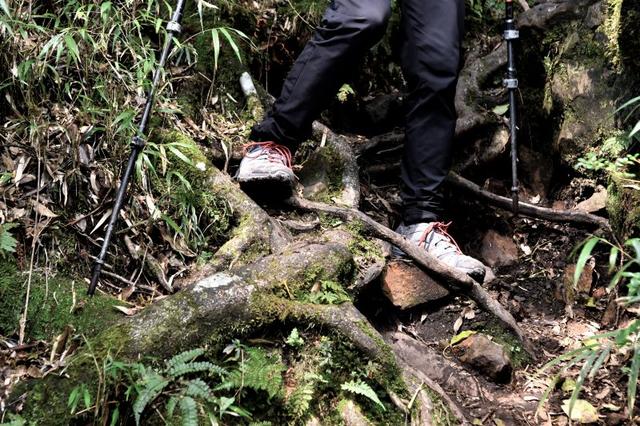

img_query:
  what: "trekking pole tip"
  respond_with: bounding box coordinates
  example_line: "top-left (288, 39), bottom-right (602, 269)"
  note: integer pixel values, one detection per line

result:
top-left (88, 260), bottom-right (103, 296)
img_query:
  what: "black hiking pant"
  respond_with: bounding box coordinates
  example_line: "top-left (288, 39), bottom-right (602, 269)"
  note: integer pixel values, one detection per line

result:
top-left (251, 0), bottom-right (464, 224)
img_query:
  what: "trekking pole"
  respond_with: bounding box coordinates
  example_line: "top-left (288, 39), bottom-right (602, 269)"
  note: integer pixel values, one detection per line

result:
top-left (88, 0), bottom-right (187, 296)
top-left (504, 0), bottom-right (519, 213)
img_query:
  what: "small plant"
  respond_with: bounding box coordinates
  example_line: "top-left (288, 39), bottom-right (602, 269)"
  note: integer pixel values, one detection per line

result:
top-left (341, 379), bottom-right (386, 411)
top-left (538, 237), bottom-right (640, 420)
top-left (307, 280), bottom-right (351, 305)
top-left (285, 328), bottom-right (305, 348)
top-left (66, 342), bottom-right (290, 424)
top-left (0, 222), bottom-right (18, 258)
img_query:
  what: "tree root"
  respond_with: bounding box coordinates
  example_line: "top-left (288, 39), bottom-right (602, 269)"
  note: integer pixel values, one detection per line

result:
top-left (190, 165), bottom-right (291, 278)
top-left (288, 196), bottom-right (537, 359)
top-left (447, 172), bottom-right (612, 231)
top-left (311, 121), bottom-right (361, 208)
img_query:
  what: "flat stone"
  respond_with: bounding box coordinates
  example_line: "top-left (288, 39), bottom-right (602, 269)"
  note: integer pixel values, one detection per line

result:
top-left (481, 230), bottom-right (518, 268)
top-left (339, 400), bottom-right (371, 426)
top-left (453, 333), bottom-right (512, 383)
top-left (381, 260), bottom-right (450, 310)
top-left (575, 186), bottom-right (607, 213)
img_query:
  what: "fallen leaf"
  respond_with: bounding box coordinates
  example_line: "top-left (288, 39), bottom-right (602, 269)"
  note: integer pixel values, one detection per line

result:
top-left (561, 399), bottom-right (599, 423)
top-left (453, 316), bottom-right (463, 334)
top-left (113, 305), bottom-right (142, 316)
top-left (450, 330), bottom-right (477, 346)
top-left (33, 201), bottom-right (59, 218)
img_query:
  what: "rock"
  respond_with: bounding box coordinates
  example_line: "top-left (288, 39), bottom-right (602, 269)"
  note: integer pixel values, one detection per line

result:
top-left (575, 186), bottom-right (607, 213)
top-left (481, 230), bottom-right (518, 268)
top-left (339, 400), bottom-right (371, 426)
top-left (453, 333), bottom-right (512, 383)
top-left (381, 260), bottom-right (450, 309)
top-left (584, 1), bottom-right (605, 28)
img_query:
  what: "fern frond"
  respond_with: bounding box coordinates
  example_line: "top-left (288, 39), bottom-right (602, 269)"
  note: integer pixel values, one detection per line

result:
top-left (341, 380), bottom-right (386, 411)
top-left (166, 348), bottom-right (206, 370)
top-left (287, 383), bottom-right (314, 420)
top-left (167, 396), bottom-right (178, 417)
top-left (133, 373), bottom-right (169, 425)
top-left (229, 347), bottom-right (285, 399)
top-left (184, 378), bottom-right (214, 402)
top-left (179, 396), bottom-right (199, 426)
top-left (168, 361), bottom-right (217, 378)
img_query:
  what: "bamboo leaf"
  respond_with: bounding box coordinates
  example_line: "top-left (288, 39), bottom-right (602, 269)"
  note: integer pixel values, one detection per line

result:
top-left (628, 343), bottom-right (640, 417)
top-left (211, 28), bottom-right (220, 70)
top-left (219, 27), bottom-right (242, 63)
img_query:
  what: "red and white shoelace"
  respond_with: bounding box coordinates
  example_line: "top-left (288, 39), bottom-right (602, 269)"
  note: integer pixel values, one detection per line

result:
top-left (242, 141), bottom-right (293, 169)
top-left (417, 221), bottom-right (462, 254)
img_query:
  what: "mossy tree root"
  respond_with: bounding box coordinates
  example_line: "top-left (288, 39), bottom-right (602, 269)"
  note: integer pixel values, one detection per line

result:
top-left (13, 241), bottom-right (416, 422)
top-left (192, 158), bottom-right (291, 276)
top-left (288, 196), bottom-right (537, 359)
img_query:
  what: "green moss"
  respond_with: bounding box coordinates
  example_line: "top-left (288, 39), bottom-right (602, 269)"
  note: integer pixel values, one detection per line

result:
top-left (476, 320), bottom-right (531, 369)
top-left (0, 260), bottom-right (120, 341)
top-left (346, 220), bottom-right (384, 263)
top-left (606, 176), bottom-right (640, 240)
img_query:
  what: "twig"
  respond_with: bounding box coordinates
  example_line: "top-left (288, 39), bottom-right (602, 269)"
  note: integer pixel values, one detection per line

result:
top-left (287, 195), bottom-right (536, 358)
top-left (447, 172), bottom-right (612, 231)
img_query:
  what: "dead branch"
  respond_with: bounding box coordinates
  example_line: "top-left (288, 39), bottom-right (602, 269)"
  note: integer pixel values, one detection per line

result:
top-left (447, 172), bottom-right (612, 230)
top-left (287, 196), bottom-right (536, 358)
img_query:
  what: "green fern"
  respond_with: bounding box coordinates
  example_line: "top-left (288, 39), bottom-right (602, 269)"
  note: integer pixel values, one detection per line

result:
top-left (229, 347), bottom-right (285, 399)
top-left (179, 396), bottom-right (198, 426)
top-left (0, 222), bottom-right (18, 257)
top-left (133, 372), bottom-right (169, 425)
top-left (184, 378), bottom-right (214, 401)
top-left (307, 280), bottom-right (351, 305)
top-left (168, 361), bottom-right (218, 378)
top-left (166, 348), bottom-right (206, 370)
top-left (341, 380), bottom-right (386, 411)
top-left (286, 382), bottom-right (315, 420)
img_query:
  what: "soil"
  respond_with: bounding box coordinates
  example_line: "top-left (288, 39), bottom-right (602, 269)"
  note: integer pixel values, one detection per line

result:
top-left (353, 176), bottom-right (632, 424)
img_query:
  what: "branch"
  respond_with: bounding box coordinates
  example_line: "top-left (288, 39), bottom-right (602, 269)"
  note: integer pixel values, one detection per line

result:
top-left (447, 172), bottom-right (612, 231)
top-left (287, 196), bottom-right (536, 358)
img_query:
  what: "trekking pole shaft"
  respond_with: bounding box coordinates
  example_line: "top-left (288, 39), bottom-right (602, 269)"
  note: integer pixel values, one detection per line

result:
top-left (88, 0), bottom-right (187, 296)
top-left (504, 0), bottom-right (519, 213)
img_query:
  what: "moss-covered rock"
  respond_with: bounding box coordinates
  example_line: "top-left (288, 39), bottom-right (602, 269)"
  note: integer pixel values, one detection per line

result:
top-left (606, 176), bottom-right (640, 239)
top-left (0, 260), bottom-right (120, 341)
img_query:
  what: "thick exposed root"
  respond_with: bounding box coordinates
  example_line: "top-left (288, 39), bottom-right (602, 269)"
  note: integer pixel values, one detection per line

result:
top-left (288, 196), bottom-right (537, 358)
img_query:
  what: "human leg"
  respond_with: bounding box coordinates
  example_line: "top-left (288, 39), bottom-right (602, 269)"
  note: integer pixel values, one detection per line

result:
top-left (394, 0), bottom-right (486, 280)
top-left (250, 0), bottom-right (392, 149)
top-left (399, 0), bottom-right (464, 224)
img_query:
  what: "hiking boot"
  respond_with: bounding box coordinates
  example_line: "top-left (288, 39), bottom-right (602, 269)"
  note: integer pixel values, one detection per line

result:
top-left (392, 221), bottom-right (487, 282)
top-left (236, 141), bottom-right (295, 186)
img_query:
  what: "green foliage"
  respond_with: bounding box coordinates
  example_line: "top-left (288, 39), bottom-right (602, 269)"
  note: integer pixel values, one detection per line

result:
top-left (67, 342), bottom-right (289, 424)
top-left (341, 380), bottom-right (386, 411)
top-left (227, 344), bottom-right (286, 399)
top-left (285, 327), bottom-right (305, 348)
top-left (337, 84), bottom-right (355, 103)
top-left (576, 94), bottom-right (640, 179)
top-left (0, 222), bottom-right (18, 258)
top-left (307, 280), bottom-right (351, 305)
top-left (539, 236), bottom-right (640, 419)
top-left (0, 413), bottom-right (26, 426)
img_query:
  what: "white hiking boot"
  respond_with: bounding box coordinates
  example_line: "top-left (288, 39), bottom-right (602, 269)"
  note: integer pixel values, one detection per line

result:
top-left (236, 142), bottom-right (296, 186)
top-left (392, 221), bottom-right (487, 282)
